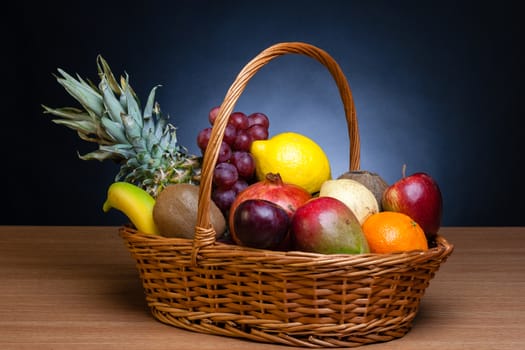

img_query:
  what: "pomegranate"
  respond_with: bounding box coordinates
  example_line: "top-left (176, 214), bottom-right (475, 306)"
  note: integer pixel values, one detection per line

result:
top-left (228, 173), bottom-right (311, 246)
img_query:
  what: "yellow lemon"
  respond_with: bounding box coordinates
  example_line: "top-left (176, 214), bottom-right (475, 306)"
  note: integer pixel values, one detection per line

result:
top-left (250, 132), bottom-right (331, 193)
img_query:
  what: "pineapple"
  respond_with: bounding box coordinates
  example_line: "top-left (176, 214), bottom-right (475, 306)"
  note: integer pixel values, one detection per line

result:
top-left (43, 56), bottom-right (201, 197)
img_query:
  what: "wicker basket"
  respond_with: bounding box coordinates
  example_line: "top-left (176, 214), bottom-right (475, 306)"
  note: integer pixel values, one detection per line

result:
top-left (119, 42), bottom-right (454, 348)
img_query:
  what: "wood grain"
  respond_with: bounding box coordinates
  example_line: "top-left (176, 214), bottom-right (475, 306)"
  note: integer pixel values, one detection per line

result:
top-left (1, 226), bottom-right (523, 349)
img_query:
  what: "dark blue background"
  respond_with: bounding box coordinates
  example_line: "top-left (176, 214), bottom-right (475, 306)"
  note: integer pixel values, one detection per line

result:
top-left (9, 0), bottom-right (522, 226)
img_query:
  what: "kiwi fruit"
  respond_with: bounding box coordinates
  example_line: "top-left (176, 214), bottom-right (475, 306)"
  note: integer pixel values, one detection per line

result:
top-left (338, 170), bottom-right (389, 211)
top-left (153, 184), bottom-right (226, 239)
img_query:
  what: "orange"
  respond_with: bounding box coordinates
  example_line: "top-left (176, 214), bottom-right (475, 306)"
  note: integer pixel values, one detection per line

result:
top-left (362, 211), bottom-right (428, 253)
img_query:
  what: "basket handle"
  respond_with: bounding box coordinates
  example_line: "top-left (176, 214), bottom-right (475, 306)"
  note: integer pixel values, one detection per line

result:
top-left (193, 42), bottom-right (360, 264)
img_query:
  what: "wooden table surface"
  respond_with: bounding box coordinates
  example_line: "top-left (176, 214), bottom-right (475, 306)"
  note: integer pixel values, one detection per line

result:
top-left (1, 226), bottom-right (523, 349)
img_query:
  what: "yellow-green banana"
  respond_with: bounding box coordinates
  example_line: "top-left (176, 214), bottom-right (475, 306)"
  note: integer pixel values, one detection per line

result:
top-left (103, 182), bottom-right (160, 235)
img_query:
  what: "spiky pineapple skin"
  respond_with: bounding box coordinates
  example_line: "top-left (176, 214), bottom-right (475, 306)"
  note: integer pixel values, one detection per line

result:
top-left (119, 148), bottom-right (202, 197)
top-left (43, 56), bottom-right (201, 197)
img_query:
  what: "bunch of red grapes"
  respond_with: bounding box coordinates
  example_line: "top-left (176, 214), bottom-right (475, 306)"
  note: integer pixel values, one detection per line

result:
top-left (197, 106), bottom-right (270, 216)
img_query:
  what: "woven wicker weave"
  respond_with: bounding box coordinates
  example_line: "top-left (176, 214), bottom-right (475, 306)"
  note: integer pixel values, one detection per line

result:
top-left (119, 42), bottom-right (454, 348)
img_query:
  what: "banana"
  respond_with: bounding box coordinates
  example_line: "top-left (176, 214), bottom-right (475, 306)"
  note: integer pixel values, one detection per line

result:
top-left (103, 182), bottom-right (160, 235)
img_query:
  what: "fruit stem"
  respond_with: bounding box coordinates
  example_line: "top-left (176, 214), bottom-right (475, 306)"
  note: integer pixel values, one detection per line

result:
top-left (402, 164), bottom-right (407, 178)
top-left (265, 172), bottom-right (283, 185)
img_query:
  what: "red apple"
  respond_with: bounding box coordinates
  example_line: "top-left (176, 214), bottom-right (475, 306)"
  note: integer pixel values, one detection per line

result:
top-left (382, 170), bottom-right (443, 239)
top-left (291, 197), bottom-right (370, 254)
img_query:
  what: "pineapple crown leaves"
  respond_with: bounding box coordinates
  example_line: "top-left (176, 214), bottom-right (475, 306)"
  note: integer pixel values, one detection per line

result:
top-left (42, 55), bottom-right (187, 163)
top-left (43, 55), bottom-right (202, 196)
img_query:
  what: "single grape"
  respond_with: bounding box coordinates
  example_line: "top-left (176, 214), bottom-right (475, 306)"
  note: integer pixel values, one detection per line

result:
top-left (229, 112), bottom-right (249, 130)
top-left (223, 124), bottom-right (237, 146)
top-left (232, 130), bottom-right (253, 151)
top-left (197, 127), bottom-right (212, 152)
top-left (247, 112), bottom-right (270, 128)
top-left (212, 187), bottom-right (237, 215)
top-left (213, 162), bottom-right (238, 188)
top-left (232, 178), bottom-right (249, 194)
top-left (231, 151), bottom-right (255, 179)
top-left (208, 106), bottom-right (220, 125)
top-left (218, 141), bottom-right (232, 162)
top-left (247, 124), bottom-right (269, 141)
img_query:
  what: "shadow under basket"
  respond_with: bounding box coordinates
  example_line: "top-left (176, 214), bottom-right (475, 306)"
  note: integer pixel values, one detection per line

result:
top-left (118, 42), bottom-right (454, 348)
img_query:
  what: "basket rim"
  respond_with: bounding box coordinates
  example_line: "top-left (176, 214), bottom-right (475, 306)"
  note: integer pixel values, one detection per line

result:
top-left (119, 225), bottom-right (454, 268)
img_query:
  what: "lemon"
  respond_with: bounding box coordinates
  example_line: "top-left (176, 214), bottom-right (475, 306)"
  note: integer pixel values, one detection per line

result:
top-left (250, 132), bottom-right (331, 193)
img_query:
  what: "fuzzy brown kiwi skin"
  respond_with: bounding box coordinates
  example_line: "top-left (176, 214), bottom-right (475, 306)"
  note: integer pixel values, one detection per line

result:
top-left (338, 170), bottom-right (389, 211)
top-left (153, 184), bottom-right (226, 239)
